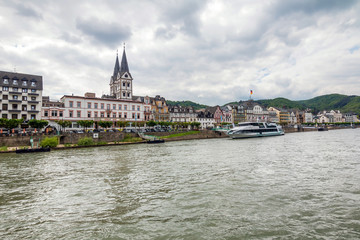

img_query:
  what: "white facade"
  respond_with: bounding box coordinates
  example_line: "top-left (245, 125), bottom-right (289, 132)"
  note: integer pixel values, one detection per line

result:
top-left (53, 94), bottom-right (151, 128)
top-left (196, 116), bottom-right (215, 129)
top-left (304, 112), bottom-right (313, 123)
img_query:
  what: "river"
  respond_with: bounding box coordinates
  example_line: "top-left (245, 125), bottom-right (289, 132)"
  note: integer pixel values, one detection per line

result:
top-left (1, 129), bottom-right (360, 239)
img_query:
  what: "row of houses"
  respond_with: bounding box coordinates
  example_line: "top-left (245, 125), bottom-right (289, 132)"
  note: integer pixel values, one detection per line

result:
top-left (1, 47), bottom-right (359, 130)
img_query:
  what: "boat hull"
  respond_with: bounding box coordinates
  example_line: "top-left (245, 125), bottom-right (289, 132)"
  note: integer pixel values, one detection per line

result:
top-left (229, 131), bottom-right (284, 139)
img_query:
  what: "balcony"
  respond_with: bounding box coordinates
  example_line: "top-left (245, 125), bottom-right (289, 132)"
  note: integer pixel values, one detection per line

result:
top-left (8, 109), bottom-right (21, 113)
top-left (9, 100), bottom-right (22, 103)
top-left (28, 93), bottom-right (39, 96)
top-left (28, 101), bottom-right (39, 104)
top-left (28, 110), bottom-right (39, 113)
top-left (9, 91), bottom-right (22, 95)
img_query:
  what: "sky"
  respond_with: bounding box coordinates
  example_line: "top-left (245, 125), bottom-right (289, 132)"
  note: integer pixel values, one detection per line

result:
top-left (1, 0), bottom-right (360, 106)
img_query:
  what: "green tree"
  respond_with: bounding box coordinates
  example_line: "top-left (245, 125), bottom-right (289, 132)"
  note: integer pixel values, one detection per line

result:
top-left (98, 121), bottom-right (113, 129)
top-left (28, 119), bottom-right (48, 129)
top-left (55, 120), bottom-right (72, 132)
top-left (77, 120), bottom-right (94, 130)
top-left (6, 119), bottom-right (24, 129)
top-left (147, 120), bottom-right (157, 127)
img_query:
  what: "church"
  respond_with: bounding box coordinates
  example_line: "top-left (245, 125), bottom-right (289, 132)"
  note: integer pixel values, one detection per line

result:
top-left (42, 46), bottom-right (153, 129)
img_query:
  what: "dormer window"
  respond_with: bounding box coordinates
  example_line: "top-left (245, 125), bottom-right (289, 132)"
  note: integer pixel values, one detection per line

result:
top-left (31, 81), bottom-right (36, 87)
top-left (3, 79), bottom-right (9, 84)
top-left (22, 81), bottom-right (27, 86)
top-left (13, 80), bottom-right (18, 85)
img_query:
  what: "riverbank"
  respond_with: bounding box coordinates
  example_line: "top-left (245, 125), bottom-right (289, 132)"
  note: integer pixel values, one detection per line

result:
top-left (0, 126), bottom-right (356, 154)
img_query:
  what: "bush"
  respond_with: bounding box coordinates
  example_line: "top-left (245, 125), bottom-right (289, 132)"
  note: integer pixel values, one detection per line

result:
top-left (0, 146), bottom-right (8, 151)
top-left (40, 137), bottom-right (58, 148)
top-left (78, 137), bottom-right (94, 146)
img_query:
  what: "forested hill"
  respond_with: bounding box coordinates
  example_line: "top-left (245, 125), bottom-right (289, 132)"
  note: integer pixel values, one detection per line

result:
top-left (166, 100), bottom-right (208, 110)
top-left (167, 94), bottom-right (360, 114)
top-left (257, 94), bottom-right (360, 114)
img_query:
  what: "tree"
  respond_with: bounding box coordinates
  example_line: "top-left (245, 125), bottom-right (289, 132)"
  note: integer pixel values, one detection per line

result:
top-left (55, 120), bottom-right (72, 132)
top-left (77, 120), bottom-right (94, 130)
top-left (28, 119), bottom-right (48, 129)
top-left (147, 120), bottom-right (157, 127)
top-left (5, 119), bottom-right (24, 129)
top-left (98, 121), bottom-right (113, 129)
top-left (116, 121), bottom-right (128, 128)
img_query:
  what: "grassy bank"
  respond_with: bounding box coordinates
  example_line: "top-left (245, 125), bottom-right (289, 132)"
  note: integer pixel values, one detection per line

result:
top-left (160, 131), bottom-right (200, 139)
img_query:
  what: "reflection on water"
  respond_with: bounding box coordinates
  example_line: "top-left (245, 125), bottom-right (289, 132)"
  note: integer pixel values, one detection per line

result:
top-left (1, 129), bottom-right (360, 239)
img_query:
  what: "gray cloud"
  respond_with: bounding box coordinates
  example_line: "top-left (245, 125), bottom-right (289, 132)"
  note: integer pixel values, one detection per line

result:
top-left (76, 17), bottom-right (131, 47)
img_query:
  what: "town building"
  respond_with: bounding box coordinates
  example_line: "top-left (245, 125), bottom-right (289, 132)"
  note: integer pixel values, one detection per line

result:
top-left (168, 105), bottom-right (197, 122)
top-left (196, 110), bottom-right (215, 129)
top-left (1, 70), bottom-right (43, 120)
top-left (42, 47), bottom-right (151, 129)
top-left (205, 106), bottom-right (224, 124)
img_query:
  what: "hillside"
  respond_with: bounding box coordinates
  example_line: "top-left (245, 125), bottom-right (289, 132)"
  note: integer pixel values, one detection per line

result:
top-left (166, 100), bottom-right (209, 110)
top-left (168, 94), bottom-right (360, 114)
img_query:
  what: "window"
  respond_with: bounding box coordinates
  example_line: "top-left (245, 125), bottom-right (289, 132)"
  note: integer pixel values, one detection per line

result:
top-left (11, 114), bottom-right (18, 119)
top-left (3, 79), bottom-right (9, 84)
top-left (44, 111), bottom-right (48, 117)
top-left (22, 105), bottom-right (27, 111)
top-left (94, 103), bottom-right (98, 109)
top-left (88, 102), bottom-right (91, 108)
top-left (88, 112), bottom-right (91, 118)
top-left (69, 111), bottom-right (73, 117)
top-left (127, 83), bottom-right (130, 87)
top-left (22, 96), bottom-right (27, 101)
top-left (31, 81), bottom-right (36, 87)
top-left (21, 114), bottom-right (27, 120)
top-left (94, 112), bottom-right (98, 117)
top-left (118, 104), bottom-right (122, 110)
top-left (77, 102), bottom-right (81, 108)
top-left (13, 95), bottom-right (18, 100)
top-left (22, 88), bottom-right (28, 93)
top-left (127, 93), bottom-right (130, 97)
top-left (2, 114), bottom-right (8, 118)
top-left (31, 105), bottom-right (35, 110)
top-left (113, 104), bottom-right (116, 110)
top-left (118, 113), bottom-right (122, 118)
top-left (59, 111), bottom-right (63, 117)
top-left (132, 105), bottom-right (135, 111)
top-left (51, 110), bottom-right (57, 117)
top-left (124, 105), bottom-right (127, 110)
top-left (31, 89), bottom-right (36, 93)
top-left (2, 104), bottom-right (8, 110)
top-left (30, 97), bottom-right (36, 101)
top-left (107, 113), bottom-right (110, 118)
top-left (13, 87), bottom-right (18, 92)
top-left (107, 104), bottom-right (110, 110)
top-left (13, 80), bottom-right (18, 85)
top-left (3, 95), bottom-right (8, 100)
top-left (124, 113), bottom-right (127, 119)
top-left (31, 114), bottom-right (35, 119)
top-left (101, 103), bottom-right (104, 109)
top-left (123, 92), bottom-right (126, 97)
top-left (137, 113), bottom-right (140, 119)
top-left (100, 112), bottom-right (104, 118)
top-left (77, 111), bottom-right (81, 118)
top-left (22, 81), bottom-right (27, 86)
top-left (12, 104), bottom-right (18, 110)
top-left (132, 113), bottom-right (135, 119)
top-left (113, 113), bottom-right (116, 118)
top-left (69, 101), bottom-right (73, 107)
top-left (2, 86), bottom-right (9, 91)
top-left (137, 106), bottom-right (140, 111)
top-left (123, 82), bottom-right (126, 87)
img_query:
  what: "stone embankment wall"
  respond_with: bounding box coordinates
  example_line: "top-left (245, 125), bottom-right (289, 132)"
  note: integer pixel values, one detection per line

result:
top-left (0, 132), bottom-right (125, 147)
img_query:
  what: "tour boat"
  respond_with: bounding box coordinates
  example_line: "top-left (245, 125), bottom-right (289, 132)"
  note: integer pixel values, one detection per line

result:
top-left (226, 122), bottom-right (284, 139)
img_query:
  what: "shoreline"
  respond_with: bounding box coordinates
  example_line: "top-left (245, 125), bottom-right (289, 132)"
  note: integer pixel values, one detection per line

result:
top-left (0, 126), bottom-right (356, 154)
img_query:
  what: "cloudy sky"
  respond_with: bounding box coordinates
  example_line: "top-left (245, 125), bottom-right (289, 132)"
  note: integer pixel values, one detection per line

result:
top-left (1, 0), bottom-right (360, 106)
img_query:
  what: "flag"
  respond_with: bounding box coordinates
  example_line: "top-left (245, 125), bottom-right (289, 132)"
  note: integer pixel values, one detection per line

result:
top-left (250, 90), bottom-right (253, 95)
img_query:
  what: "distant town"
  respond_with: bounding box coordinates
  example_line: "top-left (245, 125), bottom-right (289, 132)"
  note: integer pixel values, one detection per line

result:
top-left (1, 47), bottom-right (359, 132)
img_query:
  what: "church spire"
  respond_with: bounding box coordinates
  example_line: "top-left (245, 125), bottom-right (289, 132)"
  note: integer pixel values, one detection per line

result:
top-left (112, 50), bottom-right (120, 79)
top-left (120, 44), bottom-right (130, 74)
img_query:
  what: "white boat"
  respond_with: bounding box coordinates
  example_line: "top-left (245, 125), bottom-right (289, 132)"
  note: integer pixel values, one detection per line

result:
top-left (226, 122), bottom-right (284, 139)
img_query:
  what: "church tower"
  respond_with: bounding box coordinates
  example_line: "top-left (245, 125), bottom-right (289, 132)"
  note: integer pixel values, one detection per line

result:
top-left (110, 45), bottom-right (133, 100)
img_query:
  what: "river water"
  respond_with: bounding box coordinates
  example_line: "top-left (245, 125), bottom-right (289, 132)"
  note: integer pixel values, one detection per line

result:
top-left (1, 129), bottom-right (360, 239)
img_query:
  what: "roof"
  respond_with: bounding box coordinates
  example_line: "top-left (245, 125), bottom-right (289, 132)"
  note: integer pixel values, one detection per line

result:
top-left (0, 70), bottom-right (43, 90)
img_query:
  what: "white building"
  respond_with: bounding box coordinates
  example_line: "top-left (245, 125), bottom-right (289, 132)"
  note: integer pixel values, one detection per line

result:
top-left (168, 106), bottom-right (197, 122)
top-left (1, 71), bottom-right (43, 120)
